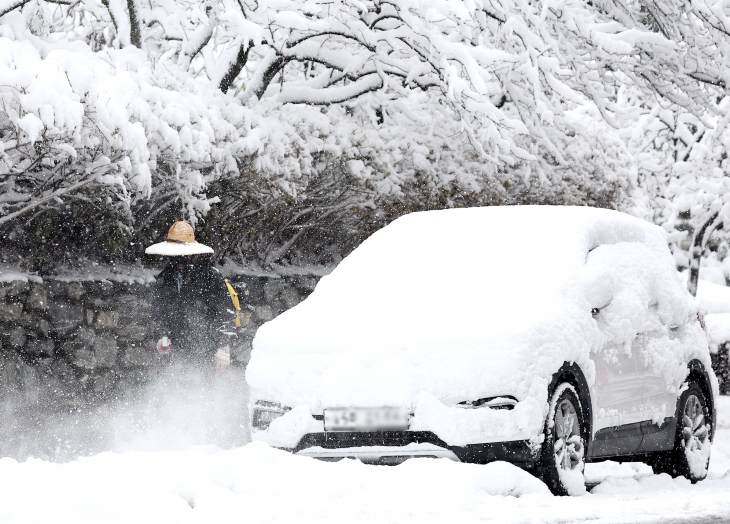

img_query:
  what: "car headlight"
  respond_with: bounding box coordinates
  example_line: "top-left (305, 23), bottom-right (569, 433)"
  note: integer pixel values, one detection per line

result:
top-left (457, 396), bottom-right (517, 410)
top-left (252, 401), bottom-right (291, 430)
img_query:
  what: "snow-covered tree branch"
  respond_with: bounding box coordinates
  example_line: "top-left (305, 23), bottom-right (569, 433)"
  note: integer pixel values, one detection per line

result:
top-left (1, 0), bottom-right (729, 268)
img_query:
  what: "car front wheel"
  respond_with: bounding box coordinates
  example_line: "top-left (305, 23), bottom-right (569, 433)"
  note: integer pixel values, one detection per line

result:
top-left (650, 382), bottom-right (712, 483)
top-left (537, 383), bottom-right (587, 496)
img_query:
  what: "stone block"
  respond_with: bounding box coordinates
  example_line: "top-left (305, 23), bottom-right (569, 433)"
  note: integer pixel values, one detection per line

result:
top-left (95, 310), bottom-right (119, 330)
top-left (120, 343), bottom-right (156, 368)
top-left (120, 282), bottom-right (149, 296)
top-left (1, 326), bottom-right (27, 349)
top-left (91, 371), bottom-right (118, 396)
top-left (0, 302), bottom-right (23, 323)
top-left (294, 275), bottom-right (319, 292)
top-left (0, 352), bottom-right (41, 408)
top-left (50, 358), bottom-right (74, 378)
top-left (279, 286), bottom-right (300, 309)
top-left (48, 301), bottom-right (84, 335)
top-left (70, 348), bottom-right (96, 369)
top-left (116, 295), bottom-right (152, 322)
top-left (25, 284), bottom-right (48, 311)
top-left (4, 280), bottom-right (29, 300)
top-left (46, 280), bottom-right (67, 299)
top-left (254, 305), bottom-right (274, 322)
top-left (17, 317), bottom-right (50, 338)
top-left (86, 280), bottom-right (115, 297)
top-left (263, 279), bottom-right (285, 302)
top-left (25, 338), bottom-right (55, 358)
top-left (93, 335), bottom-right (118, 368)
top-left (67, 282), bottom-right (86, 301)
top-left (37, 319), bottom-right (51, 338)
top-left (270, 302), bottom-right (286, 317)
top-left (89, 298), bottom-right (109, 309)
top-left (116, 322), bottom-right (148, 342)
top-left (45, 358), bottom-right (81, 402)
top-left (73, 327), bottom-right (97, 347)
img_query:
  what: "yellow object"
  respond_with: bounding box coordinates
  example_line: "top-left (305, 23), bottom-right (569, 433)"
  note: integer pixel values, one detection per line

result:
top-left (225, 279), bottom-right (242, 328)
top-left (167, 221), bottom-right (196, 243)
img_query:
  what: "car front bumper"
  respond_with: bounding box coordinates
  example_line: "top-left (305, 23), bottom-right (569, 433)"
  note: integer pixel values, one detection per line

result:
top-left (288, 430), bottom-right (539, 469)
top-left (296, 443), bottom-right (460, 464)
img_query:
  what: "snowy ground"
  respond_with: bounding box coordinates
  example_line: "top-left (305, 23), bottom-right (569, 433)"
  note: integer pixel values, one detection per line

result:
top-left (1, 390), bottom-right (729, 523)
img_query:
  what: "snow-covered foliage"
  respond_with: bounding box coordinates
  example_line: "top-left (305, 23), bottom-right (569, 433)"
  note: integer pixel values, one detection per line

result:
top-left (247, 206), bottom-right (712, 448)
top-left (4, 0), bottom-right (720, 267)
top-left (626, 93), bottom-right (730, 294)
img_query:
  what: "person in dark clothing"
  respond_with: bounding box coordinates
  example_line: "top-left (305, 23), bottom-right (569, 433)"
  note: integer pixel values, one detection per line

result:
top-left (146, 221), bottom-right (237, 370)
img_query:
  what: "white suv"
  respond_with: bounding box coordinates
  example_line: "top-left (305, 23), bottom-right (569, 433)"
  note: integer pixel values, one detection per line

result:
top-left (246, 206), bottom-right (718, 495)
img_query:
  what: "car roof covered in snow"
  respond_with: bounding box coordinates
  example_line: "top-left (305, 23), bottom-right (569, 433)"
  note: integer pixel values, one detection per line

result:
top-left (246, 206), bottom-right (696, 408)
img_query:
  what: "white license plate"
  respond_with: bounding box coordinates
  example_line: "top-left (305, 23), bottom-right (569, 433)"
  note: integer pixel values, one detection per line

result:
top-left (324, 407), bottom-right (410, 432)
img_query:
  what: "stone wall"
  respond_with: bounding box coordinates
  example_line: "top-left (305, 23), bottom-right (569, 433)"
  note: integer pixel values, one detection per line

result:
top-left (0, 272), bottom-right (320, 415)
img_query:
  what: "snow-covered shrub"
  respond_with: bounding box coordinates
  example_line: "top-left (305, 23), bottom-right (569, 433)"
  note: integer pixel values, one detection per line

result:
top-left (2, 0), bottom-right (727, 268)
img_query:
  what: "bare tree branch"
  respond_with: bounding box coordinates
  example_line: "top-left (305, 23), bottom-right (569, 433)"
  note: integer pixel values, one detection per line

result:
top-left (0, 0), bottom-right (30, 17)
top-left (219, 41), bottom-right (253, 94)
top-left (127, 0), bottom-right (142, 48)
top-left (0, 175), bottom-right (99, 227)
top-left (100, 0), bottom-right (119, 34)
top-left (254, 54), bottom-right (289, 100)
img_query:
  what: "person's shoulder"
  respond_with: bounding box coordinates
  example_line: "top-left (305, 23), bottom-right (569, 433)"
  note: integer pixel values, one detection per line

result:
top-left (200, 265), bottom-right (229, 296)
top-left (195, 264), bottom-right (225, 283)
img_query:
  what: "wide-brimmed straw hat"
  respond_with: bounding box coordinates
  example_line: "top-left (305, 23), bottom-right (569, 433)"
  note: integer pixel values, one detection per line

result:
top-left (145, 221), bottom-right (214, 256)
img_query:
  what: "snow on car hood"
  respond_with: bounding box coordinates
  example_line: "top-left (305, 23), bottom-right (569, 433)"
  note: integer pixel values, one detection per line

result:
top-left (246, 206), bottom-right (699, 412)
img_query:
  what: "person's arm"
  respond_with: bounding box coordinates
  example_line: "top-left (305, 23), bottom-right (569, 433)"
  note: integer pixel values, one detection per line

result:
top-left (206, 267), bottom-right (238, 367)
top-left (151, 265), bottom-right (174, 353)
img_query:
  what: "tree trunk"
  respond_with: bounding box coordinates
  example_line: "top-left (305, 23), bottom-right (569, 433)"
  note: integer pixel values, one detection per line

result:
top-left (688, 211), bottom-right (720, 297)
top-left (127, 0), bottom-right (142, 48)
top-left (101, 0), bottom-right (119, 35)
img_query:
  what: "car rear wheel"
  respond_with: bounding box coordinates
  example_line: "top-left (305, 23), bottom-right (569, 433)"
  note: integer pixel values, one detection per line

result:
top-left (537, 383), bottom-right (587, 496)
top-left (650, 382), bottom-right (712, 483)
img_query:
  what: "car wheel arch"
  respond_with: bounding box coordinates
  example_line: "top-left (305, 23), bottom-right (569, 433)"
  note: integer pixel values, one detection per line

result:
top-left (547, 362), bottom-right (593, 444)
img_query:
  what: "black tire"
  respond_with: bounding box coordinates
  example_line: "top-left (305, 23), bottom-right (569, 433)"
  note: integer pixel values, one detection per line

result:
top-left (537, 383), bottom-right (587, 496)
top-left (650, 382), bottom-right (712, 483)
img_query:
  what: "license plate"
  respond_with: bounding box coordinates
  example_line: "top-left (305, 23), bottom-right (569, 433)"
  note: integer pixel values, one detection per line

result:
top-left (324, 407), bottom-right (410, 432)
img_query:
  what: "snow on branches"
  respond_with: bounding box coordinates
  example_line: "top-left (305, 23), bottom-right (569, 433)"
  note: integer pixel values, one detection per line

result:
top-left (626, 92), bottom-right (730, 295)
top-left (1, 0), bottom-right (728, 266)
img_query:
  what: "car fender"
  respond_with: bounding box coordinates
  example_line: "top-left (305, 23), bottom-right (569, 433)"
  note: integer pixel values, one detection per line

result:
top-left (548, 362), bottom-right (593, 449)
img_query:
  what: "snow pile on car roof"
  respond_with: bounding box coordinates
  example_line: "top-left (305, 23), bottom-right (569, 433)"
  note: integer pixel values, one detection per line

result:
top-left (247, 206), bottom-right (702, 411)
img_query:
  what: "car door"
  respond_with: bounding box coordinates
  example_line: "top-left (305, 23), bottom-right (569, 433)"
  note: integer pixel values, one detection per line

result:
top-left (635, 312), bottom-right (681, 452)
top-left (591, 338), bottom-right (645, 457)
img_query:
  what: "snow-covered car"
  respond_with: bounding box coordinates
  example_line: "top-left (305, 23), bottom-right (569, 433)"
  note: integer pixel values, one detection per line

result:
top-left (246, 206), bottom-right (718, 495)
